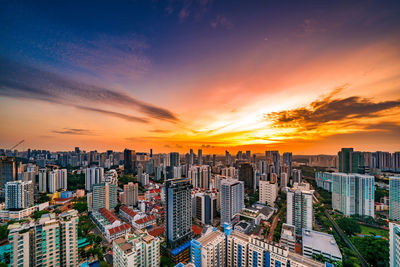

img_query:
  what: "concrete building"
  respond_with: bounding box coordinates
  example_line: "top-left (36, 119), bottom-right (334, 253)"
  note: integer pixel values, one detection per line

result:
top-left (390, 221), bottom-right (400, 267)
top-left (38, 168), bottom-right (47, 192)
top-left (113, 231), bottom-right (160, 267)
top-left (104, 169), bottom-right (118, 185)
top-left (48, 168), bottom-right (67, 193)
top-left (193, 191), bottom-right (217, 225)
top-left (331, 172), bottom-right (375, 217)
top-left (292, 169), bottom-right (302, 184)
top-left (92, 182), bottom-right (118, 211)
top-left (220, 179), bottom-right (244, 225)
top-left (188, 165), bottom-right (212, 190)
top-left (85, 166), bottom-right (104, 191)
top-left (124, 182), bottom-right (139, 207)
top-left (239, 163), bottom-right (255, 192)
top-left (8, 221), bottom-right (34, 267)
top-left (390, 176), bottom-right (400, 221)
top-left (302, 229), bottom-right (342, 262)
top-left (259, 180), bottom-right (278, 206)
top-left (315, 172), bottom-right (333, 192)
top-left (191, 228), bottom-right (225, 267)
top-left (59, 210), bottom-right (80, 267)
top-left (165, 178), bottom-right (192, 249)
top-left (226, 230), bottom-right (323, 267)
top-left (5, 180), bottom-right (34, 209)
top-left (280, 223), bottom-right (296, 252)
top-left (286, 183), bottom-right (314, 235)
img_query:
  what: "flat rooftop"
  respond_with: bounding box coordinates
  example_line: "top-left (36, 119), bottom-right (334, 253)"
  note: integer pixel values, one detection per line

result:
top-left (302, 229), bottom-right (342, 258)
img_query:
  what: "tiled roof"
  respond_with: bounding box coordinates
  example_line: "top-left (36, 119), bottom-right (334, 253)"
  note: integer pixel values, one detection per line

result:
top-left (120, 205), bottom-right (137, 218)
top-left (99, 208), bottom-right (119, 224)
top-left (148, 226), bottom-right (165, 237)
top-left (134, 214), bottom-right (156, 225)
top-left (108, 223), bottom-right (131, 235)
top-left (192, 225), bottom-right (203, 236)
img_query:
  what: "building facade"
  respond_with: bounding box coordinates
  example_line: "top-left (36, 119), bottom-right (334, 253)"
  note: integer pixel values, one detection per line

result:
top-left (220, 179), bottom-right (244, 225)
top-left (390, 176), bottom-right (400, 221)
top-left (286, 183), bottom-right (314, 235)
top-left (390, 222), bottom-right (400, 267)
top-left (165, 178), bottom-right (192, 249)
top-left (92, 182), bottom-right (118, 211)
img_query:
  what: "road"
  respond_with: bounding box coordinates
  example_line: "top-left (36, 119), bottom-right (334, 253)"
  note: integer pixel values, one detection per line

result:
top-left (268, 203), bottom-right (285, 241)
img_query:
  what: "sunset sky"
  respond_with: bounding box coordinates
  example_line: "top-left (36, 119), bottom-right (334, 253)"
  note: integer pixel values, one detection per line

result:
top-left (1, 0), bottom-right (400, 154)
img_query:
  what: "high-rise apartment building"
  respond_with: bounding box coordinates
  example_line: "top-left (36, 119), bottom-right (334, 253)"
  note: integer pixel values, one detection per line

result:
top-left (188, 165), bottom-right (211, 189)
top-left (59, 210), bottom-right (80, 267)
top-left (92, 182), bottom-right (118, 211)
top-left (286, 183), bottom-right (314, 235)
top-left (38, 168), bottom-right (47, 192)
top-left (5, 180), bottom-right (34, 209)
top-left (0, 156), bottom-right (17, 189)
top-left (390, 221), bottom-right (400, 267)
top-left (191, 228), bottom-right (225, 267)
top-left (165, 178), bottom-right (192, 248)
top-left (8, 221), bottom-right (33, 267)
top-left (239, 163), bottom-right (255, 192)
top-left (85, 166), bottom-right (104, 191)
top-left (113, 231), bottom-right (160, 267)
top-left (123, 182), bottom-right (139, 207)
top-left (8, 210), bottom-right (79, 267)
top-left (390, 176), bottom-right (400, 221)
top-left (48, 169), bottom-right (68, 193)
top-left (331, 172), bottom-right (374, 217)
top-left (220, 179), bottom-right (244, 225)
top-left (259, 180), bottom-right (278, 206)
top-left (193, 192), bottom-right (218, 225)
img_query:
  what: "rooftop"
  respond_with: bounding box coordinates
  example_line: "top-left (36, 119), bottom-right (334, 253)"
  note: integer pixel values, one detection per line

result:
top-left (302, 229), bottom-right (342, 258)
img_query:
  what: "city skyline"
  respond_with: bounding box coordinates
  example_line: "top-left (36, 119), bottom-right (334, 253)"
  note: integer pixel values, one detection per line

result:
top-left (1, 1), bottom-right (400, 154)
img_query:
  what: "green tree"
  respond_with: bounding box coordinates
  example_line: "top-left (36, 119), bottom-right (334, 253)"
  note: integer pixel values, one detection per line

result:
top-left (99, 261), bottom-right (110, 267)
top-left (160, 256), bottom-right (174, 267)
top-left (337, 217), bottom-right (361, 236)
top-left (352, 236), bottom-right (389, 267)
top-left (0, 225), bottom-right (9, 240)
top-left (32, 210), bottom-right (50, 220)
top-left (73, 201), bottom-right (88, 213)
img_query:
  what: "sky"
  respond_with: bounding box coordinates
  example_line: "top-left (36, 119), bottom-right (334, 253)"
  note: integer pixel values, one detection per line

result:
top-left (1, 0), bottom-right (400, 155)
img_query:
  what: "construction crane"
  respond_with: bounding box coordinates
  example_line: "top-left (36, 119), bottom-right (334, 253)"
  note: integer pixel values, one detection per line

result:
top-left (10, 140), bottom-right (24, 150)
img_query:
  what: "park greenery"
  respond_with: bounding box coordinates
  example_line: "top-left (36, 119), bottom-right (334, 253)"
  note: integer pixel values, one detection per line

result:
top-left (37, 192), bottom-right (51, 204)
top-left (375, 188), bottom-right (389, 202)
top-left (67, 173), bottom-right (85, 190)
top-left (78, 215), bottom-right (95, 238)
top-left (351, 236), bottom-right (389, 267)
top-left (73, 197), bottom-right (88, 214)
top-left (336, 217), bottom-right (361, 236)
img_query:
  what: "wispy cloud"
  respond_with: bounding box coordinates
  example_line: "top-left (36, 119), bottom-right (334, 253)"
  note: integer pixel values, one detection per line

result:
top-left (210, 15), bottom-right (233, 29)
top-left (0, 59), bottom-right (178, 123)
top-left (149, 129), bottom-right (171, 133)
top-left (52, 128), bottom-right (94, 135)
